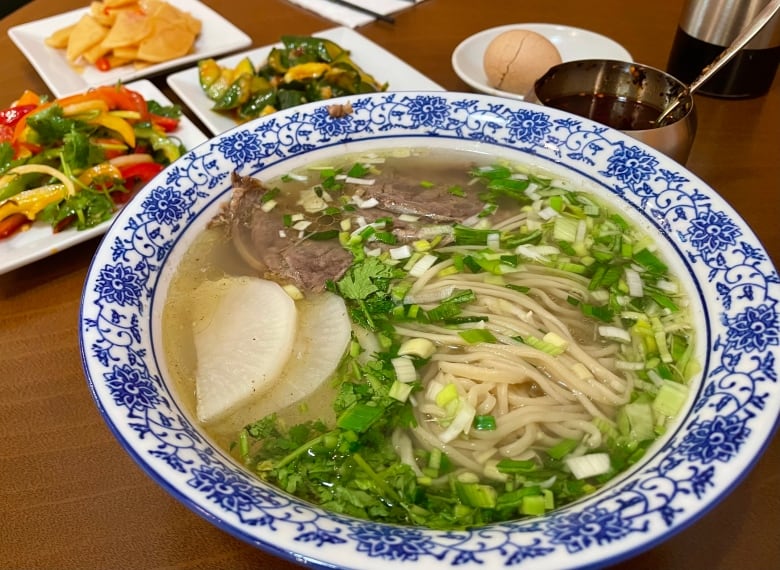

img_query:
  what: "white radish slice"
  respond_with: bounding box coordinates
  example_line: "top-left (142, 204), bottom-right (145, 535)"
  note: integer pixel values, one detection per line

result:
top-left (218, 291), bottom-right (352, 434)
top-left (192, 276), bottom-right (297, 424)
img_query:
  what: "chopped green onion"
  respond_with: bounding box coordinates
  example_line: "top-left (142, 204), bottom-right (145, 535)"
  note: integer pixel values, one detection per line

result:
top-left (565, 453), bottom-right (611, 479)
top-left (546, 438), bottom-right (579, 460)
top-left (524, 334), bottom-right (566, 355)
top-left (459, 328), bottom-right (497, 344)
top-left (455, 481), bottom-right (498, 508)
top-left (521, 494), bottom-right (547, 516)
top-left (495, 485), bottom-right (542, 508)
top-left (347, 162), bottom-right (370, 178)
top-left (652, 380), bottom-right (689, 417)
top-left (409, 253), bottom-right (438, 277)
top-left (598, 325), bottom-right (632, 343)
top-left (624, 267), bottom-right (644, 297)
top-left (506, 284), bottom-right (531, 294)
top-left (553, 215), bottom-right (579, 242)
top-left (260, 186), bottom-right (281, 203)
top-left (398, 337), bottom-right (436, 359)
top-left (634, 248), bottom-right (668, 273)
top-left (443, 316), bottom-right (488, 325)
top-left (435, 383), bottom-right (459, 407)
top-left (462, 255), bottom-right (482, 273)
top-left (388, 380), bottom-right (414, 402)
top-left (473, 415), bottom-right (497, 431)
top-left (307, 229), bottom-right (340, 241)
top-left (336, 403), bottom-right (383, 432)
top-left (391, 356), bottom-right (417, 383)
top-left (581, 303), bottom-right (614, 322)
top-left (426, 302), bottom-right (462, 322)
top-left (609, 213), bottom-right (629, 231)
top-left (617, 401), bottom-right (655, 441)
top-left (496, 458), bottom-right (537, 474)
top-left (428, 448), bottom-right (442, 471)
top-left (453, 225), bottom-right (499, 246)
top-left (649, 292), bottom-right (679, 312)
top-left (389, 244), bottom-right (413, 260)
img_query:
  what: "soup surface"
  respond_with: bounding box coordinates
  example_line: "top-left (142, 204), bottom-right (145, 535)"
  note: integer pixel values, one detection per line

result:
top-left (163, 148), bottom-right (697, 529)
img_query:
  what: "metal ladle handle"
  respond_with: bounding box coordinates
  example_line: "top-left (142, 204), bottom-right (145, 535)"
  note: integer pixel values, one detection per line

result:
top-left (656, 0), bottom-right (780, 126)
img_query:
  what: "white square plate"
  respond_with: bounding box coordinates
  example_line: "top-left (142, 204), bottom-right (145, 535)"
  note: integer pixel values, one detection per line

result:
top-left (7, 0), bottom-right (252, 97)
top-left (0, 80), bottom-right (209, 275)
top-left (166, 26), bottom-right (445, 136)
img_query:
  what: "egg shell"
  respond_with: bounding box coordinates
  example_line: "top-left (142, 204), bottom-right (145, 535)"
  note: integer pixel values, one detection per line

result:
top-left (483, 29), bottom-right (562, 95)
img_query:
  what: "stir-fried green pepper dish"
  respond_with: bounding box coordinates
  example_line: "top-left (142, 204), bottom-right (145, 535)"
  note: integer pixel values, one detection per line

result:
top-left (198, 35), bottom-right (388, 122)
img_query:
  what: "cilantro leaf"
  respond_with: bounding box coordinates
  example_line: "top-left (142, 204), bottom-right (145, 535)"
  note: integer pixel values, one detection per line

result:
top-left (336, 257), bottom-right (397, 300)
top-left (63, 129), bottom-right (102, 170)
top-left (147, 100), bottom-right (182, 119)
top-left (39, 189), bottom-right (114, 231)
top-left (26, 105), bottom-right (78, 145)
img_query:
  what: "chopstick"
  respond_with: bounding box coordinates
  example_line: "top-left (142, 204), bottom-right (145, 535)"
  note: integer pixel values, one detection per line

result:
top-left (325, 0), bottom-right (396, 24)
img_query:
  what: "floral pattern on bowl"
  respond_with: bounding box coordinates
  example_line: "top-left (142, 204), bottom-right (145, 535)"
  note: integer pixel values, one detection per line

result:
top-left (79, 91), bottom-right (779, 569)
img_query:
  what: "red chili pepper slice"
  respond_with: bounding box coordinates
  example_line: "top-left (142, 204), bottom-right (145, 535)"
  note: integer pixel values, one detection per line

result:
top-left (0, 104), bottom-right (38, 127)
top-left (150, 113), bottom-right (180, 132)
top-left (53, 214), bottom-right (76, 234)
top-left (0, 124), bottom-right (14, 143)
top-left (0, 213), bottom-right (30, 239)
top-left (118, 161), bottom-right (165, 196)
top-left (95, 56), bottom-right (111, 72)
top-left (119, 162), bottom-right (164, 182)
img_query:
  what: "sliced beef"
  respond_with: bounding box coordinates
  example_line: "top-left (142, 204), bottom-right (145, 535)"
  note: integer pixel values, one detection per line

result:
top-left (360, 172), bottom-right (485, 222)
top-left (221, 170), bottom-right (494, 293)
top-left (225, 173), bottom-right (352, 293)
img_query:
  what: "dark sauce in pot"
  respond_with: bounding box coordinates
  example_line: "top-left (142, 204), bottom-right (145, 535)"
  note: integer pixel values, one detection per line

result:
top-left (545, 93), bottom-right (663, 131)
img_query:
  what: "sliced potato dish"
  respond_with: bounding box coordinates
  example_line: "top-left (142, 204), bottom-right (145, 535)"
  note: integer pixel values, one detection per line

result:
top-left (45, 0), bottom-right (202, 72)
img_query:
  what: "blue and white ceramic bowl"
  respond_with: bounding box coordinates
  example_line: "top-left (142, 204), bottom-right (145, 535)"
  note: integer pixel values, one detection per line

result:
top-left (79, 92), bottom-right (780, 569)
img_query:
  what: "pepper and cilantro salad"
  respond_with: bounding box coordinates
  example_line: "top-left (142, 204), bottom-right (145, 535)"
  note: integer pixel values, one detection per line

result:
top-left (0, 83), bottom-right (185, 239)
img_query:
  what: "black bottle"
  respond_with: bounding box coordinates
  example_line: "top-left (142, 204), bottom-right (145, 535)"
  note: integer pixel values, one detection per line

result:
top-left (667, 0), bottom-right (780, 98)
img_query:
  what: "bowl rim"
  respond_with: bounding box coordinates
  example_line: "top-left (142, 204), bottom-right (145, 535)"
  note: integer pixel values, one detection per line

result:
top-left (79, 90), bottom-right (780, 570)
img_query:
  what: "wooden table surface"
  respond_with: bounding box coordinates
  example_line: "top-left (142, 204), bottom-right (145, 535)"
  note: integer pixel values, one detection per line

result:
top-left (1, 1), bottom-right (778, 568)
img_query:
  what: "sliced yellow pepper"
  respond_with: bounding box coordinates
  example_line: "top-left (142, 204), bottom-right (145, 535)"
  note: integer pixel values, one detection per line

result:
top-left (284, 62), bottom-right (331, 83)
top-left (77, 163), bottom-right (123, 186)
top-left (0, 184), bottom-right (67, 221)
top-left (233, 56), bottom-right (255, 77)
top-left (198, 58), bottom-right (221, 90)
top-left (89, 113), bottom-right (136, 147)
top-left (61, 99), bottom-right (110, 117)
top-left (259, 105), bottom-right (277, 117)
top-left (14, 89), bottom-right (41, 107)
top-left (7, 164), bottom-right (76, 197)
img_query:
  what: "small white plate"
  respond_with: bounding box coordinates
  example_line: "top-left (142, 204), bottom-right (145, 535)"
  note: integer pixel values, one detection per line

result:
top-left (7, 0), bottom-right (252, 98)
top-left (0, 80), bottom-right (209, 275)
top-left (167, 26), bottom-right (445, 136)
top-left (452, 23), bottom-right (633, 100)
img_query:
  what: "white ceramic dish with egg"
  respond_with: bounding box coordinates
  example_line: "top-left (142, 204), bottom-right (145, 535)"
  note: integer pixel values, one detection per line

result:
top-left (79, 91), bottom-right (779, 569)
top-left (452, 23), bottom-right (633, 100)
